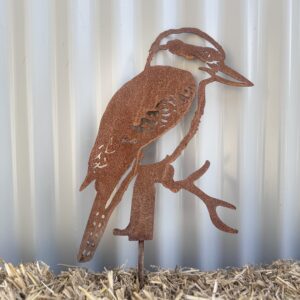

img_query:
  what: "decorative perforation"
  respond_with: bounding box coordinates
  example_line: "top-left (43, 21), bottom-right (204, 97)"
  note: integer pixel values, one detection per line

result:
top-left (92, 137), bottom-right (116, 171)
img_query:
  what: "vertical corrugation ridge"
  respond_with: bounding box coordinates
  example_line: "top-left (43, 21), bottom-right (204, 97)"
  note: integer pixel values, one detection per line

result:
top-left (0, 0), bottom-right (18, 263)
top-left (24, 0), bottom-right (37, 259)
top-left (278, 0), bottom-right (293, 258)
top-left (8, 0), bottom-right (19, 264)
top-left (280, 0), bottom-right (300, 260)
top-left (10, 0), bottom-right (35, 262)
top-left (260, 0), bottom-right (284, 264)
top-left (68, 0), bottom-right (77, 256)
top-left (238, 0), bottom-right (263, 266)
top-left (51, 0), bottom-right (59, 270)
top-left (52, 0), bottom-right (75, 265)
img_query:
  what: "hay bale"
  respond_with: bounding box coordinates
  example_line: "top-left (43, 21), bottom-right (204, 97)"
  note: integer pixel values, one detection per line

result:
top-left (0, 259), bottom-right (299, 299)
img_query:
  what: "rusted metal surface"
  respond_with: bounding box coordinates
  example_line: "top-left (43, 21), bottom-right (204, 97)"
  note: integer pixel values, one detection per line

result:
top-left (138, 240), bottom-right (145, 288)
top-left (77, 27), bottom-right (253, 262)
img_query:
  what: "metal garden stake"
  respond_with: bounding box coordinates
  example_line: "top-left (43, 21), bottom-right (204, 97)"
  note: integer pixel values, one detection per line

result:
top-left (77, 28), bottom-right (253, 288)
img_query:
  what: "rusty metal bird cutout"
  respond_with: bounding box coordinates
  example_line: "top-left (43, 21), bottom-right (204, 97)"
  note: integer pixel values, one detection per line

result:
top-left (77, 28), bottom-right (253, 275)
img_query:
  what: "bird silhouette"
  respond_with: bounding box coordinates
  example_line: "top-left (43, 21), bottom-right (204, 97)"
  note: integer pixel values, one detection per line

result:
top-left (77, 28), bottom-right (253, 262)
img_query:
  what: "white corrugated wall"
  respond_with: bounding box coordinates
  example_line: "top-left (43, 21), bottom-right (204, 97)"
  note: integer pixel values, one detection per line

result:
top-left (0, 0), bottom-right (299, 272)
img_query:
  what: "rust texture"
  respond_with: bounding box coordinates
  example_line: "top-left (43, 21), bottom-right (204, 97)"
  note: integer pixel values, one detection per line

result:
top-left (138, 240), bottom-right (145, 288)
top-left (77, 28), bottom-right (253, 262)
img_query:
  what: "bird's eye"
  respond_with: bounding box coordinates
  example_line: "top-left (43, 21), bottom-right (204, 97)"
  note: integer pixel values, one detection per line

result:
top-left (202, 50), bottom-right (213, 61)
top-left (201, 48), bottom-right (219, 62)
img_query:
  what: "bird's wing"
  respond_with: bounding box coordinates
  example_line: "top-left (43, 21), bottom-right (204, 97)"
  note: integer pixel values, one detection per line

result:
top-left (81, 65), bottom-right (196, 190)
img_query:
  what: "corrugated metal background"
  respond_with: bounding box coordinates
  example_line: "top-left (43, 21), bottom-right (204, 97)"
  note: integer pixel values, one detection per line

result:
top-left (0, 0), bottom-right (299, 272)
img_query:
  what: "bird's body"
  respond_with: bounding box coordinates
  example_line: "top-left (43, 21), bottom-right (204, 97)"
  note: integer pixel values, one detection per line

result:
top-left (78, 66), bottom-right (195, 261)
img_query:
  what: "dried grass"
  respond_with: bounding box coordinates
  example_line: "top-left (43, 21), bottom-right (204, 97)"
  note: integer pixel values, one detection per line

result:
top-left (0, 259), bottom-right (299, 299)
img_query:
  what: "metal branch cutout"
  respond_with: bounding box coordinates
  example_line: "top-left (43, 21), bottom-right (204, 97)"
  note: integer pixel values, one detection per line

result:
top-left (77, 28), bottom-right (253, 287)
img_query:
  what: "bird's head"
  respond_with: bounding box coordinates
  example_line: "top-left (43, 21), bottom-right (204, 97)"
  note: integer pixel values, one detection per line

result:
top-left (146, 28), bottom-right (253, 87)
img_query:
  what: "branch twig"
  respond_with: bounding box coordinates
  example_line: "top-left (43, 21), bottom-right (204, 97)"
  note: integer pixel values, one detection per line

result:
top-left (160, 160), bottom-right (238, 233)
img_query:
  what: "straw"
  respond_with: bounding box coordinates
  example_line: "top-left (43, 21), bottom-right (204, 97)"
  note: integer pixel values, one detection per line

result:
top-left (0, 259), bottom-right (299, 299)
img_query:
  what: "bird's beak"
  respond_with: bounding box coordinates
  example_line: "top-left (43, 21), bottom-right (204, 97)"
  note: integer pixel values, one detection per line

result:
top-left (214, 63), bottom-right (253, 87)
top-left (200, 62), bottom-right (253, 87)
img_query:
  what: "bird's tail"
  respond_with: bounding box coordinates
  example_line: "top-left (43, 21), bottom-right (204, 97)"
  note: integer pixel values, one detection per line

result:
top-left (78, 154), bottom-right (139, 262)
top-left (77, 189), bottom-right (112, 262)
